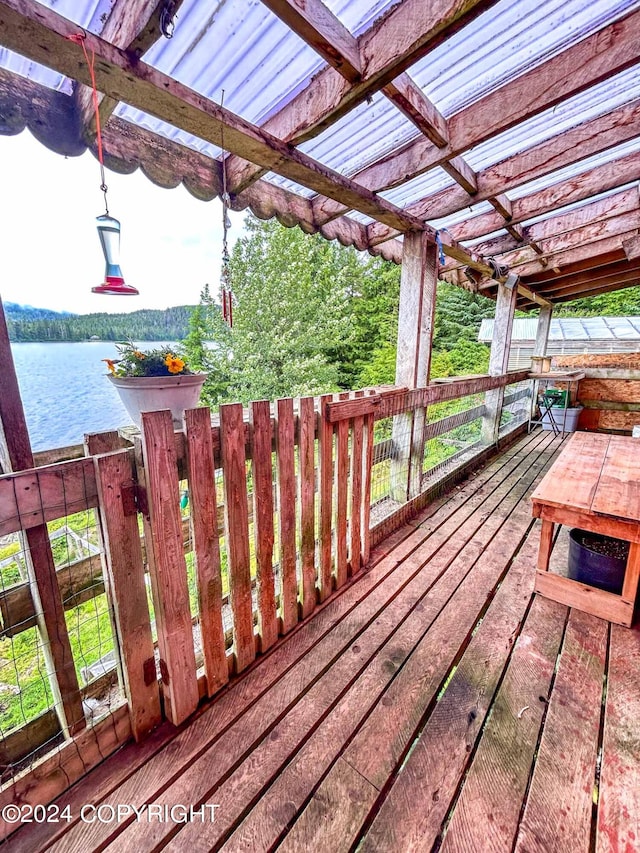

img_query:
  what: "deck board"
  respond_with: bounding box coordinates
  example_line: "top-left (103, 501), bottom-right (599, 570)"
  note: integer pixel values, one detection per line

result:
top-left (7, 429), bottom-right (639, 853)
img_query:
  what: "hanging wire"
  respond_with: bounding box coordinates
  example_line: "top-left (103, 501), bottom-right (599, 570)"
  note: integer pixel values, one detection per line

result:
top-left (219, 91), bottom-right (233, 327)
top-left (67, 32), bottom-right (109, 215)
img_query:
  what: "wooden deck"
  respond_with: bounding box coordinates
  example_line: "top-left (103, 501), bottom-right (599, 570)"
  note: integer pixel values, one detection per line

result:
top-left (6, 429), bottom-right (639, 853)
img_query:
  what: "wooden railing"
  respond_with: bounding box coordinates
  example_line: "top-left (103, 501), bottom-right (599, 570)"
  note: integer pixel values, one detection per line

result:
top-left (0, 373), bottom-right (530, 816)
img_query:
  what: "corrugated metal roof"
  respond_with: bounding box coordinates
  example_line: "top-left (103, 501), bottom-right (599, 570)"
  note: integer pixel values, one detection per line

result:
top-left (1, 0), bottom-right (640, 258)
top-left (479, 317), bottom-right (640, 341)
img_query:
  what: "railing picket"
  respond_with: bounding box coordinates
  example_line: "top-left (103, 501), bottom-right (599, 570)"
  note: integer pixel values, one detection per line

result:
top-left (94, 449), bottom-right (161, 739)
top-left (319, 394), bottom-right (334, 602)
top-left (299, 396), bottom-right (317, 617)
top-left (362, 399), bottom-right (375, 566)
top-left (349, 391), bottom-right (365, 576)
top-left (139, 410), bottom-right (199, 725)
top-left (276, 398), bottom-right (298, 633)
top-left (219, 403), bottom-right (255, 673)
top-left (184, 407), bottom-right (228, 695)
top-left (250, 400), bottom-right (278, 652)
top-left (335, 391), bottom-right (350, 589)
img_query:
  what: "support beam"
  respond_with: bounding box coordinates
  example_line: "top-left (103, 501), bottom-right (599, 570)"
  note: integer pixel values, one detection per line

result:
top-left (541, 266), bottom-right (640, 299)
top-left (516, 239), bottom-right (632, 280)
top-left (260, 1), bottom-right (479, 210)
top-left (530, 304), bottom-right (554, 418)
top-left (500, 211), bottom-right (640, 271)
top-left (391, 232), bottom-right (438, 502)
top-left (481, 282), bottom-right (517, 445)
top-left (75, 0), bottom-right (184, 140)
top-left (368, 97), bottom-right (640, 244)
top-left (535, 258), bottom-right (640, 294)
top-left (0, 296), bottom-right (85, 737)
top-left (259, 0), bottom-right (362, 81)
top-left (0, 0), bottom-right (430, 235)
top-left (449, 150), bottom-right (640, 244)
top-left (445, 187), bottom-right (640, 271)
top-left (223, 0), bottom-right (500, 192)
top-left (623, 234), bottom-right (640, 260)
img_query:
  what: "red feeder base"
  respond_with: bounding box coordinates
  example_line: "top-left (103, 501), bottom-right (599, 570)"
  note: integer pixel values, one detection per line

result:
top-left (92, 277), bottom-right (139, 296)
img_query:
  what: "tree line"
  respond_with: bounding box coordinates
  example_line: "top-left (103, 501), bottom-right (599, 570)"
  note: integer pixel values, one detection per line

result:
top-left (6, 305), bottom-right (195, 342)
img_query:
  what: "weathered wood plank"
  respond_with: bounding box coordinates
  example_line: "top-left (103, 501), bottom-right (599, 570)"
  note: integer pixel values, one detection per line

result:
top-left (530, 431), bottom-right (610, 512)
top-left (335, 392), bottom-right (350, 588)
top-left (93, 450), bottom-right (161, 741)
top-left (349, 391), bottom-right (365, 577)
top-left (449, 150), bottom-right (640, 244)
top-left (184, 407), bottom-right (228, 695)
top-left (361, 527), bottom-right (541, 853)
top-left (277, 757), bottom-right (379, 853)
top-left (514, 609), bottom-right (607, 853)
top-left (318, 394), bottom-right (334, 601)
top-left (0, 459), bottom-right (98, 537)
top-left (139, 410), bottom-right (199, 725)
top-left (219, 403), bottom-right (255, 673)
top-left (597, 623), bottom-right (640, 853)
top-left (592, 435), bottom-right (640, 522)
top-left (260, 0), bottom-right (361, 81)
top-left (439, 597), bottom-right (567, 853)
top-left (534, 571), bottom-right (633, 627)
top-left (0, 704), bottom-right (131, 842)
top-left (249, 400), bottom-right (278, 653)
top-left (361, 404), bottom-right (375, 566)
top-left (299, 396), bottom-right (317, 617)
top-left (276, 397), bottom-right (298, 634)
top-left (208, 438), bottom-right (560, 853)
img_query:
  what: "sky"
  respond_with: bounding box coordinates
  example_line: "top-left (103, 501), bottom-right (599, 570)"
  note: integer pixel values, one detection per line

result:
top-left (0, 131), bottom-right (244, 314)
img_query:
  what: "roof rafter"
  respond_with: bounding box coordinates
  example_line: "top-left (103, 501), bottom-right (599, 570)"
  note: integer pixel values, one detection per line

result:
top-left (0, 0), bottom-right (430, 235)
top-left (448, 150), bottom-right (640, 244)
top-left (516, 237), bottom-right (634, 280)
top-left (223, 0), bottom-right (500, 193)
top-left (447, 186), bottom-right (640, 267)
top-left (368, 97), bottom-right (640, 245)
top-left (309, 8), bottom-right (640, 228)
top-left (257, 0), bottom-right (546, 262)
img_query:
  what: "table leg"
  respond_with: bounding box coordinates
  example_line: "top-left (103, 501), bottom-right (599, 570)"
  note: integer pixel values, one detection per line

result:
top-left (622, 541), bottom-right (640, 605)
top-left (537, 519), bottom-right (555, 572)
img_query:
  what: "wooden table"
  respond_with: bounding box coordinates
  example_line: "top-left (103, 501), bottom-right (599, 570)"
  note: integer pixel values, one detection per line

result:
top-left (531, 431), bottom-right (640, 626)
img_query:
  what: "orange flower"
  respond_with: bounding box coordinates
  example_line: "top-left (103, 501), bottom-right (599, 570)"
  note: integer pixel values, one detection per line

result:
top-left (102, 358), bottom-right (118, 374)
top-left (165, 354), bottom-right (185, 374)
top-left (133, 351), bottom-right (145, 359)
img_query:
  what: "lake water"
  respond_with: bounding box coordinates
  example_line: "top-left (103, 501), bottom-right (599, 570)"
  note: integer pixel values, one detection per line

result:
top-left (9, 342), bottom-right (174, 452)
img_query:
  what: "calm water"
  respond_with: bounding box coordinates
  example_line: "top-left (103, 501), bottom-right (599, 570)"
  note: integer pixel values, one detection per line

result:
top-left (9, 342), bottom-right (174, 452)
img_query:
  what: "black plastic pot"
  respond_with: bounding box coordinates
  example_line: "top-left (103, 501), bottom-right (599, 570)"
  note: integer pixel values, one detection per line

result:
top-left (568, 528), bottom-right (629, 594)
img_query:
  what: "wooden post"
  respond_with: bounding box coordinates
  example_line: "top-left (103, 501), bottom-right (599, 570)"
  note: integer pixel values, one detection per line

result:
top-left (93, 450), bottom-right (162, 740)
top-left (0, 296), bottom-right (85, 736)
top-left (318, 394), bottom-right (334, 601)
top-left (391, 231), bottom-right (438, 502)
top-left (139, 409), bottom-right (199, 725)
top-left (530, 304), bottom-right (554, 419)
top-left (481, 281), bottom-right (518, 445)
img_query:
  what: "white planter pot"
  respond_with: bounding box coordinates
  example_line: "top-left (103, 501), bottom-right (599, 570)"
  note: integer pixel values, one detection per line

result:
top-left (108, 373), bottom-right (206, 429)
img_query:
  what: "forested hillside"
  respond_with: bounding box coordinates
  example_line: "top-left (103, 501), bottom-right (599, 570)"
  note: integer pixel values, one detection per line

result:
top-left (7, 304), bottom-right (196, 342)
top-left (184, 217), bottom-right (640, 409)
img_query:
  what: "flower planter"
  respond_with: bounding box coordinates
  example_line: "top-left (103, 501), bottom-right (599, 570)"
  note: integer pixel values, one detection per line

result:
top-left (108, 373), bottom-right (206, 429)
top-left (567, 528), bottom-right (629, 594)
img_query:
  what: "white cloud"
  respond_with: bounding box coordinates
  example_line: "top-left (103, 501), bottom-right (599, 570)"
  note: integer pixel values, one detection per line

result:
top-left (0, 132), bottom-right (244, 314)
